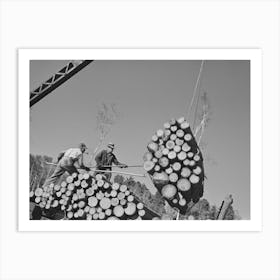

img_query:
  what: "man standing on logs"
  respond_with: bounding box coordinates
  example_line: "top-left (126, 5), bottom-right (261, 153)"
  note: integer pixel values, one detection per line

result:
top-left (44, 143), bottom-right (90, 186)
top-left (94, 143), bottom-right (127, 181)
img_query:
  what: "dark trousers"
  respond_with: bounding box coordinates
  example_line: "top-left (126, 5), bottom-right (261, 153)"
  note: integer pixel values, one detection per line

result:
top-left (44, 157), bottom-right (78, 186)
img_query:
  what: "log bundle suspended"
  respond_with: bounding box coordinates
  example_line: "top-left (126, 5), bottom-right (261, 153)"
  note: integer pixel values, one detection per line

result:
top-left (143, 117), bottom-right (205, 214)
top-left (30, 172), bottom-right (159, 220)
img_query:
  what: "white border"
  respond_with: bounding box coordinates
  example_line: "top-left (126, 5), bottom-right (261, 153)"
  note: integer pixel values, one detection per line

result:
top-left (18, 49), bottom-right (262, 231)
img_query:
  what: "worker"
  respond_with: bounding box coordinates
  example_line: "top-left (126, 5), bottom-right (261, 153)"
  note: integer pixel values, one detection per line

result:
top-left (44, 143), bottom-right (90, 186)
top-left (94, 143), bottom-right (127, 181)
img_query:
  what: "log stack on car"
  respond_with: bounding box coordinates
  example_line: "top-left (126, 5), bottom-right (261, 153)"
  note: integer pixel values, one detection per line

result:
top-left (143, 117), bottom-right (204, 214)
top-left (30, 172), bottom-right (159, 220)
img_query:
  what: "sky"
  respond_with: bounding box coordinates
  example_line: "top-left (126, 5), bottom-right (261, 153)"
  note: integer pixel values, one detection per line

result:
top-left (30, 60), bottom-right (250, 219)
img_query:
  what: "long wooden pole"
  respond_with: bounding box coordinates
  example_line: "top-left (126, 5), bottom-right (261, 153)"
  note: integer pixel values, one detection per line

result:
top-left (44, 162), bottom-right (146, 178)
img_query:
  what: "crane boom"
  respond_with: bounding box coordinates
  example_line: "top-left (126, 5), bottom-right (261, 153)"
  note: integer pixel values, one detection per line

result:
top-left (30, 60), bottom-right (93, 107)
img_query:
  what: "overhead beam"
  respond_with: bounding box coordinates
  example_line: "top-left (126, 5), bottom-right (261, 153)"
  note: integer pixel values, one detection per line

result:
top-left (30, 60), bottom-right (93, 107)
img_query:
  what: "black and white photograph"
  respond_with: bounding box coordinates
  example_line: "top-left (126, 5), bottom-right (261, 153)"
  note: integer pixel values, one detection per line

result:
top-left (18, 49), bottom-right (261, 231)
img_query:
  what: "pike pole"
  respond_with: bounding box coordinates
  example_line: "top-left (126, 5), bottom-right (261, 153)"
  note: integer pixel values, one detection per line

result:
top-left (44, 162), bottom-right (146, 178)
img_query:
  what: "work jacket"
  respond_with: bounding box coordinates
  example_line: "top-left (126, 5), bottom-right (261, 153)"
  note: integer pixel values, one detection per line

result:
top-left (95, 150), bottom-right (122, 170)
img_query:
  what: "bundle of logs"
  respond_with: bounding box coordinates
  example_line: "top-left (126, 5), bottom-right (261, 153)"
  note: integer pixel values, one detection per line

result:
top-left (30, 172), bottom-right (159, 220)
top-left (143, 117), bottom-right (204, 215)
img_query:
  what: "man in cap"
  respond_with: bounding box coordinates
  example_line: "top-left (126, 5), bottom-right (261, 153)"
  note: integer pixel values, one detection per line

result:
top-left (94, 143), bottom-right (127, 181)
top-left (44, 143), bottom-right (90, 186)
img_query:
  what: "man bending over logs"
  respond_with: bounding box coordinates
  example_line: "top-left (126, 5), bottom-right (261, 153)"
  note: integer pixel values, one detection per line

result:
top-left (44, 143), bottom-right (90, 186)
top-left (94, 143), bottom-right (127, 181)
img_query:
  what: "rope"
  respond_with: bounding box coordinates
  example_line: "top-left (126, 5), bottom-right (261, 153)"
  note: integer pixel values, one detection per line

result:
top-left (186, 61), bottom-right (205, 122)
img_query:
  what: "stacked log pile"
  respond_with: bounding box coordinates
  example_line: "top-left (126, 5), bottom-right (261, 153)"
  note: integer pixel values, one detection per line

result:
top-left (143, 117), bottom-right (204, 214)
top-left (30, 172), bottom-right (159, 220)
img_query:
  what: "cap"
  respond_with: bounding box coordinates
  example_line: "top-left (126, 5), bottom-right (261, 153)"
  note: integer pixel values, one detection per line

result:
top-left (107, 143), bottom-right (115, 149)
top-left (79, 143), bottom-right (87, 149)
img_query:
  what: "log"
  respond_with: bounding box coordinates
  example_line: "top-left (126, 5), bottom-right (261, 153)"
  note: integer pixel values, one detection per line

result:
top-left (117, 192), bottom-right (125, 200)
top-left (170, 134), bottom-right (177, 141)
top-left (182, 143), bottom-right (191, 152)
top-left (162, 148), bottom-right (169, 156)
top-left (107, 216), bottom-right (120, 220)
top-left (193, 166), bottom-right (202, 175)
top-left (161, 184), bottom-right (177, 199)
top-left (189, 174), bottom-right (200, 184)
top-left (165, 167), bottom-right (173, 175)
top-left (67, 183), bottom-right (75, 191)
top-left (159, 157), bottom-right (169, 168)
top-left (143, 152), bottom-right (153, 162)
top-left (127, 195), bottom-right (134, 202)
top-left (120, 184), bottom-right (127, 193)
top-left (113, 205), bottom-right (125, 217)
top-left (111, 190), bottom-right (117, 197)
top-left (100, 197), bottom-right (111, 210)
top-left (180, 121), bottom-right (190, 130)
top-left (169, 173), bottom-right (178, 183)
top-left (98, 212), bottom-right (105, 220)
top-left (86, 214), bottom-right (92, 220)
top-left (170, 126), bottom-right (177, 132)
top-left (154, 165), bottom-right (161, 172)
top-left (172, 162), bottom-right (181, 172)
top-left (176, 129), bottom-right (184, 138)
top-left (35, 188), bottom-right (43, 197)
top-left (93, 213), bottom-right (99, 220)
top-left (105, 209), bottom-right (112, 216)
top-left (86, 187), bottom-right (94, 196)
top-left (179, 198), bottom-right (187, 206)
top-left (166, 140), bottom-right (175, 150)
top-left (193, 154), bottom-right (200, 162)
top-left (187, 152), bottom-right (194, 159)
top-left (78, 209), bottom-right (84, 217)
top-left (181, 167), bottom-right (191, 178)
top-left (67, 212), bottom-right (74, 219)
top-left (175, 138), bottom-right (184, 146)
top-left (66, 176), bottom-right (73, 183)
top-left (177, 117), bottom-right (185, 124)
top-left (61, 181), bottom-right (67, 188)
top-left (78, 201), bottom-right (86, 209)
top-left (156, 129), bottom-right (164, 138)
top-left (164, 122), bottom-right (171, 129)
top-left (125, 202), bottom-right (137, 216)
top-left (177, 178), bottom-right (191, 192)
top-left (96, 192), bottom-right (104, 200)
top-left (89, 207), bottom-right (96, 215)
top-left (143, 161), bottom-right (155, 173)
top-left (112, 183), bottom-right (120, 190)
top-left (138, 209), bottom-right (146, 217)
top-left (137, 202), bottom-right (144, 210)
top-left (174, 145), bottom-right (181, 153)
top-left (152, 172), bottom-right (169, 186)
top-left (84, 206), bottom-right (90, 213)
top-left (167, 151), bottom-right (176, 160)
top-left (97, 180), bottom-right (104, 187)
top-left (74, 180), bottom-right (81, 187)
top-left (35, 197), bottom-right (41, 203)
top-left (111, 198), bottom-right (119, 207)
top-left (189, 160), bottom-right (196, 167)
top-left (178, 151), bottom-right (187, 161)
top-left (151, 135), bottom-right (158, 142)
top-left (147, 142), bottom-right (158, 153)
top-left (154, 150), bottom-right (163, 159)
top-left (88, 196), bottom-right (98, 207)
top-left (183, 159), bottom-right (190, 166)
top-left (120, 199), bottom-right (127, 206)
top-left (184, 134), bottom-right (192, 141)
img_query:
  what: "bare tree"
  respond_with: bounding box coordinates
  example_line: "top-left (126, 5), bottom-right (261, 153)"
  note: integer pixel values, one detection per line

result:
top-left (90, 102), bottom-right (120, 165)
